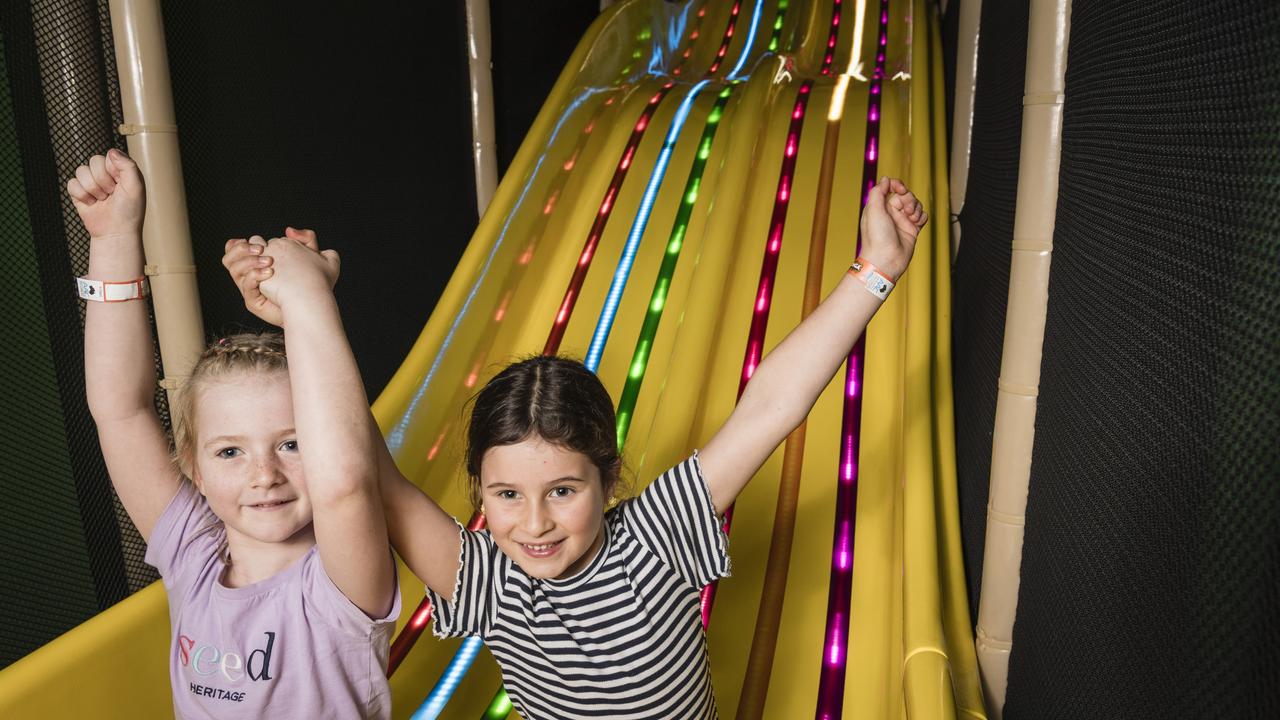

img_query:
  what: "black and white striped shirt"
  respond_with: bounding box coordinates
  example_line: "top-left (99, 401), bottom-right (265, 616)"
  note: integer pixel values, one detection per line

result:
top-left (428, 454), bottom-right (732, 719)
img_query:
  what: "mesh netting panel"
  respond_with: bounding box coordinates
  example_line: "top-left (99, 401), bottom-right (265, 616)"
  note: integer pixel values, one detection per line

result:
top-left (0, 0), bottom-right (133, 667)
top-left (1004, 0), bottom-right (1280, 717)
top-left (950, 0), bottom-right (1029, 622)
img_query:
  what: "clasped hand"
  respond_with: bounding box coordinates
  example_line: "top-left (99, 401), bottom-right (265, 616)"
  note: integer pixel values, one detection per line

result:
top-left (222, 227), bottom-right (339, 327)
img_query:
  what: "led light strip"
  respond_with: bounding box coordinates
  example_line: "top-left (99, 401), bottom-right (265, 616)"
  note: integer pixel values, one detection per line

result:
top-left (584, 79), bottom-right (713, 371)
top-left (814, 1), bottom-right (890, 717)
top-left (614, 85), bottom-right (734, 447)
top-left (706, 1), bottom-right (742, 75)
top-left (725, 0), bottom-right (765, 80)
top-left (700, 79), bottom-right (816, 626)
top-left (767, 0), bottom-right (790, 53)
top-left (672, 3), bottom-right (709, 77)
top-left (543, 83), bottom-right (675, 355)
top-left (821, 0), bottom-right (845, 76)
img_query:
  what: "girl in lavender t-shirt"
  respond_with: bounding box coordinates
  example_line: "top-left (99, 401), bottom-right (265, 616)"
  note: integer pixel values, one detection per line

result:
top-left (69, 150), bottom-right (399, 718)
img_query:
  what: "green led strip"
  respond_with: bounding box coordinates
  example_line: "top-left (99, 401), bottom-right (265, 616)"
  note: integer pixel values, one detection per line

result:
top-left (479, 689), bottom-right (512, 720)
top-left (768, 0), bottom-right (790, 53)
top-left (614, 85), bottom-right (735, 448)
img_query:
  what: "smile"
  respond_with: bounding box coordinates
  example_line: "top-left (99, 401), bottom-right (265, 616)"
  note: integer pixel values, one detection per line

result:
top-left (520, 540), bottom-right (563, 558)
top-left (247, 499), bottom-right (294, 511)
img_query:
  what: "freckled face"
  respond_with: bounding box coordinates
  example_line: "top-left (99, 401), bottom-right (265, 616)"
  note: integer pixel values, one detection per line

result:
top-left (480, 437), bottom-right (609, 580)
top-left (192, 371), bottom-right (314, 546)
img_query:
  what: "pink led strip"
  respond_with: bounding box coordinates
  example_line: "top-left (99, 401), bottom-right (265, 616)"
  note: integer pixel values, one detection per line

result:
top-left (813, 0), bottom-right (890, 717)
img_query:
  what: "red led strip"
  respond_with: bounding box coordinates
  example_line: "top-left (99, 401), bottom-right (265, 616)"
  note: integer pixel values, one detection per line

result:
top-left (543, 83), bottom-right (674, 355)
top-left (699, 80), bottom-right (815, 626)
top-left (707, 1), bottom-right (743, 75)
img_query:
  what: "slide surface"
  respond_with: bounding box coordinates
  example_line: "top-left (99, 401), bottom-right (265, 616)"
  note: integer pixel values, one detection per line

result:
top-left (0, 2), bottom-right (984, 718)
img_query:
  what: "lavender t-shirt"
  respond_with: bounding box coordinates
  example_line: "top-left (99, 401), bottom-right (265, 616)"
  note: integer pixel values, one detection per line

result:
top-left (146, 481), bottom-right (400, 719)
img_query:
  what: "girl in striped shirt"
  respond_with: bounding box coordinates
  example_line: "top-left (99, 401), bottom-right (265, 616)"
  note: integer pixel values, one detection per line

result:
top-left (224, 176), bottom-right (926, 718)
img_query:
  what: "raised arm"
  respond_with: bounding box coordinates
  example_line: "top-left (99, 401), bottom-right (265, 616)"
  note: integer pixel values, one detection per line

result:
top-left (71, 150), bottom-right (180, 541)
top-left (227, 230), bottom-right (461, 604)
top-left (375, 435), bottom-right (464, 602)
top-left (698, 178), bottom-right (928, 515)
top-left (256, 233), bottom-right (395, 617)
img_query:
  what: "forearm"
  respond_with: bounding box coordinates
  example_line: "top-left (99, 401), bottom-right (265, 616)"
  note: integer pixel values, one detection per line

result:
top-left (84, 232), bottom-right (159, 420)
top-left (373, 417), bottom-right (465, 597)
top-left (281, 292), bottom-right (378, 500)
top-left (739, 274), bottom-right (881, 433)
top-left (702, 274), bottom-right (885, 512)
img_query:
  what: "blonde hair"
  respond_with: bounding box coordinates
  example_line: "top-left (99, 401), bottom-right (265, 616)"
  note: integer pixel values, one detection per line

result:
top-left (171, 332), bottom-right (288, 480)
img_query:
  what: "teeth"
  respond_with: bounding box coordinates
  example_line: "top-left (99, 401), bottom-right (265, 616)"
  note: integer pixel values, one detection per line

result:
top-left (525, 542), bottom-right (557, 552)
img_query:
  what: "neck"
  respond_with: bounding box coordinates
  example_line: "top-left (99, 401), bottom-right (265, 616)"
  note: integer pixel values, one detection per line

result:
top-left (221, 525), bottom-right (317, 588)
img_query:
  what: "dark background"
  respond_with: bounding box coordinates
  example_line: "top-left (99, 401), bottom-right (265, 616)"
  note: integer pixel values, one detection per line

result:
top-left (163, 0), bottom-right (601, 401)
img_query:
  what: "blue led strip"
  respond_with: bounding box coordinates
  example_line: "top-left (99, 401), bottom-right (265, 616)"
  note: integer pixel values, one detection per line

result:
top-left (387, 90), bottom-right (596, 452)
top-left (726, 0), bottom-right (766, 81)
top-left (584, 79), bottom-right (712, 371)
top-left (409, 636), bottom-right (484, 720)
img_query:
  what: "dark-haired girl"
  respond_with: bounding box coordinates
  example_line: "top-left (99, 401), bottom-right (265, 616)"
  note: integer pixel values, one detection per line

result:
top-left (224, 177), bottom-right (927, 719)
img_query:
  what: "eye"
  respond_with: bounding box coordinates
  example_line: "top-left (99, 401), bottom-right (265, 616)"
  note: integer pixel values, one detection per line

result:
top-left (496, 490), bottom-right (518, 500)
top-left (279, 439), bottom-right (299, 452)
top-left (550, 486), bottom-right (575, 499)
top-left (216, 447), bottom-right (242, 459)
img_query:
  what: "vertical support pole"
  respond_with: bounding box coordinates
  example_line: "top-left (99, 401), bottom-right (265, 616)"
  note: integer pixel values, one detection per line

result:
top-left (465, 0), bottom-right (499, 217)
top-left (948, 0), bottom-right (982, 259)
top-left (974, 0), bottom-right (1071, 716)
top-left (108, 0), bottom-right (203, 401)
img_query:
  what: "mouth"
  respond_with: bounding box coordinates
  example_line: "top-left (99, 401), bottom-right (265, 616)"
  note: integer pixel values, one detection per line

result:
top-left (247, 498), bottom-right (295, 511)
top-left (519, 540), bottom-right (563, 558)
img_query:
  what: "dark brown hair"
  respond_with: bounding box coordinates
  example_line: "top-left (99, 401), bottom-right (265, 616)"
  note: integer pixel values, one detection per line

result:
top-left (465, 356), bottom-right (622, 509)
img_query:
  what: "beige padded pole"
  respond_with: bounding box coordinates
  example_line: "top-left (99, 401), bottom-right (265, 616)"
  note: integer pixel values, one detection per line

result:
top-left (108, 0), bottom-right (204, 401)
top-left (973, 0), bottom-right (1071, 716)
top-left (948, 0), bottom-right (982, 259)
top-left (465, 0), bottom-right (499, 217)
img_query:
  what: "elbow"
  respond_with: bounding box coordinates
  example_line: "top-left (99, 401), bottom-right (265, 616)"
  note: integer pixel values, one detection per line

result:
top-left (306, 463), bottom-right (380, 509)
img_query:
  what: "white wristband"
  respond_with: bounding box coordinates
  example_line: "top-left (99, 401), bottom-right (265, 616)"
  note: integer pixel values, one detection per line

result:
top-left (77, 276), bottom-right (149, 302)
top-left (848, 258), bottom-right (895, 301)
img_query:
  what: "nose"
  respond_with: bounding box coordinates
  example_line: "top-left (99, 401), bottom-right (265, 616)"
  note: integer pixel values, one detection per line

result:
top-left (520, 499), bottom-right (555, 537)
top-left (249, 454), bottom-right (285, 489)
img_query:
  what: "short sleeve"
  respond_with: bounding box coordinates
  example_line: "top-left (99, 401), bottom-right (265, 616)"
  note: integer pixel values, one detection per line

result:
top-left (618, 452), bottom-right (732, 589)
top-left (424, 523), bottom-right (502, 639)
top-left (144, 480), bottom-right (222, 585)
top-left (302, 549), bottom-right (402, 638)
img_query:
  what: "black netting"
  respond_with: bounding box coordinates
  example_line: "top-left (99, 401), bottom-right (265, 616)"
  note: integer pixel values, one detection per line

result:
top-left (0, 0), bottom-right (132, 668)
top-left (1004, 0), bottom-right (1280, 717)
top-left (950, 0), bottom-right (1029, 622)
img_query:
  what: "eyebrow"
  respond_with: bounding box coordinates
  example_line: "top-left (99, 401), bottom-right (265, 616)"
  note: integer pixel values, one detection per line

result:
top-left (203, 430), bottom-right (297, 448)
top-left (485, 476), bottom-right (588, 489)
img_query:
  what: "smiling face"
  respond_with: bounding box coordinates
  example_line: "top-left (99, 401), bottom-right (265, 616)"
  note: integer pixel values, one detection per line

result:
top-left (190, 370), bottom-right (315, 551)
top-left (480, 436), bottom-right (612, 580)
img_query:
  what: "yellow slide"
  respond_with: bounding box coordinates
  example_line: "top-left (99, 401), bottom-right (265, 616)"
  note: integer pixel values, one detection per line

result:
top-left (0, 1), bottom-right (984, 718)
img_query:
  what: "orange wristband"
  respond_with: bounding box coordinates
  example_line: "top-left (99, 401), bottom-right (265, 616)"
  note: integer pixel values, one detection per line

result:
top-left (847, 257), bottom-right (895, 300)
